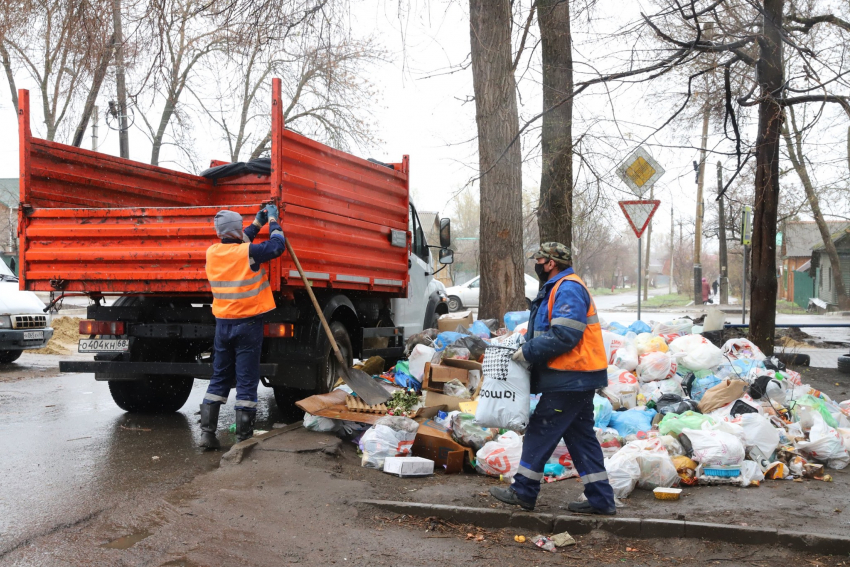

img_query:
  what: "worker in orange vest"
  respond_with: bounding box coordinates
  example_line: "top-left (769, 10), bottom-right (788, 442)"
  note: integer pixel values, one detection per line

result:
top-left (200, 205), bottom-right (286, 449)
top-left (490, 242), bottom-right (615, 515)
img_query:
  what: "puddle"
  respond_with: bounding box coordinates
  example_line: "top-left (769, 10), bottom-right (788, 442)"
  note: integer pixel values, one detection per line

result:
top-left (100, 530), bottom-right (152, 549)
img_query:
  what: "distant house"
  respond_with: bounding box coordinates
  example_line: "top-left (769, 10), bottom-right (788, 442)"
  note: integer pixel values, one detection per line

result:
top-left (418, 210), bottom-right (453, 287)
top-left (0, 179), bottom-right (18, 274)
top-left (811, 224), bottom-right (850, 308)
top-left (780, 221), bottom-right (848, 307)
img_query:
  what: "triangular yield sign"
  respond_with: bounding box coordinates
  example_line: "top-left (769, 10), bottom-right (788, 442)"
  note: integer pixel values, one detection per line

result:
top-left (618, 200), bottom-right (661, 238)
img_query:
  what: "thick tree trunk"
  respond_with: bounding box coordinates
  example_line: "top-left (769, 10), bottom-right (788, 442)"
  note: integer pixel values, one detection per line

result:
top-left (71, 34), bottom-right (115, 148)
top-left (537, 0), bottom-right (573, 247)
top-left (469, 0), bottom-right (526, 321)
top-left (782, 113), bottom-right (850, 309)
top-left (749, 0), bottom-right (785, 355)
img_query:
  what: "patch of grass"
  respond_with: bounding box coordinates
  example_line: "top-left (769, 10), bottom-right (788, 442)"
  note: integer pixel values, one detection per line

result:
top-left (776, 299), bottom-right (808, 315)
top-left (589, 287), bottom-right (635, 296)
top-left (634, 293), bottom-right (693, 308)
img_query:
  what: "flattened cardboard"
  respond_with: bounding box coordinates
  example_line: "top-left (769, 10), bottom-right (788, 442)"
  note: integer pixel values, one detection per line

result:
top-left (442, 359), bottom-right (483, 371)
top-left (296, 390), bottom-right (445, 425)
top-left (412, 418), bottom-right (475, 474)
top-left (423, 362), bottom-right (469, 392)
top-left (437, 311), bottom-right (474, 332)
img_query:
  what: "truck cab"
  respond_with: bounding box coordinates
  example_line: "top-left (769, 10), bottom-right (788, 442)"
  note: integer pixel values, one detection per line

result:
top-left (0, 260), bottom-right (53, 363)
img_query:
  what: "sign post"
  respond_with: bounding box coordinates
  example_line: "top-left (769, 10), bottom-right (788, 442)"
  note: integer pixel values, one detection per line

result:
top-left (618, 200), bottom-right (661, 320)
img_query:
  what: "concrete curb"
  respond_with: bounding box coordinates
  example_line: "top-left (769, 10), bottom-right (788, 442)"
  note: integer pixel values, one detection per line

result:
top-left (358, 499), bottom-right (850, 555)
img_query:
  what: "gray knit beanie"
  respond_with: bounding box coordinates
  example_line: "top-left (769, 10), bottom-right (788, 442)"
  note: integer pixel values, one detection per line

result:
top-left (214, 210), bottom-right (244, 241)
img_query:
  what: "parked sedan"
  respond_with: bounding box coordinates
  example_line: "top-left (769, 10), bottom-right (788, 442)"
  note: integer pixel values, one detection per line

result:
top-left (445, 273), bottom-right (539, 312)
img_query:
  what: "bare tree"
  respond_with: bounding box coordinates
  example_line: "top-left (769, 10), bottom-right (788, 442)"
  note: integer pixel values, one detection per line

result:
top-left (469, 0), bottom-right (526, 321)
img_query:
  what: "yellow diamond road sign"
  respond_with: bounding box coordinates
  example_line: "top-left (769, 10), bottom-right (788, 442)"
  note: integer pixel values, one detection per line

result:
top-left (617, 147), bottom-right (665, 197)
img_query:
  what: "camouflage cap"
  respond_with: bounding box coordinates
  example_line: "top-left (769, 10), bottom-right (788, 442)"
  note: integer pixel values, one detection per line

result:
top-left (531, 242), bottom-right (571, 264)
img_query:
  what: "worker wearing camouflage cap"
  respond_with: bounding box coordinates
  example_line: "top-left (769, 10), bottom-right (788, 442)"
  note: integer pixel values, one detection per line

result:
top-left (490, 242), bottom-right (616, 515)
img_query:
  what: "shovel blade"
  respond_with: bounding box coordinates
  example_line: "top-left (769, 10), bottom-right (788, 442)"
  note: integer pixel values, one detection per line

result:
top-left (337, 365), bottom-right (391, 406)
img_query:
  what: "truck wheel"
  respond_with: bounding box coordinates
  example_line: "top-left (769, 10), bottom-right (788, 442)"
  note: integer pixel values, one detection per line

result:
top-left (108, 376), bottom-right (194, 413)
top-left (447, 296), bottom-right (463, 312)
top-left (0, 350), bottom-right (23, 364)
top-left (319, 321), bottom-right (353, 394)
top-left (837, 354), bottom-right (850, 374)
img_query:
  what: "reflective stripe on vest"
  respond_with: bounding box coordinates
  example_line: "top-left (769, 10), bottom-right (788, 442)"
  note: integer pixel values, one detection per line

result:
top-left (545, 273), bottom-right (608, 372)
top-left (206, 242), bottom-right (276, 319)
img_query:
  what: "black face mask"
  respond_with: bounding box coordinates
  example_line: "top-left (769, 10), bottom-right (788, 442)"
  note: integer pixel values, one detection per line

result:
top-left (534, 263), bottom-right (550, 286)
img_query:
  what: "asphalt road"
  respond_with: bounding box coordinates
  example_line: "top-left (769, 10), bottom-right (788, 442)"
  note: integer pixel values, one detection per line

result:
top-left (0, 354), bottom-right (287, 558)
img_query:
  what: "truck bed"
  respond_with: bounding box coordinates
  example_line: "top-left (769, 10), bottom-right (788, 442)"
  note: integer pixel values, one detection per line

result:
top-left (17, 80), bottom-right (410, 296)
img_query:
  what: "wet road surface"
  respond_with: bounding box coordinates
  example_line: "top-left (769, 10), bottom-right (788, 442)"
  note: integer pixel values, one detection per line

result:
top-left (0, 365), bottom-right (287, 557)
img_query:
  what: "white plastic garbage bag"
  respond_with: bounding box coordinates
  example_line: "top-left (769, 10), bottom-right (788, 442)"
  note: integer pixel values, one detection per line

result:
top-left (359, 416), bottom-right (419, 469)
top-left (636, 351), bottom-right (677, 382)
top-left (475, 431), bottom-right (523, 479)
top-left (681, 428), bottom-right (745, 466)
top-left (721, 338), bottom-right (766, 361)
top-left (634, 333), bottom-right (669, 355)
top-left (602, 330), bottom-right (629, 364)
top-left (737, 413), bottom-right (781, 456)
top-left (303, 412), bottom-right (341, 433)
top-left (476, 335), bottom-right (530, 432)
top-left (739, 460), bottom-right (765, 487)
top-left (796, 413), bottom-right (850, 470)
top-left (640, 378), bottom-right (685, 402)
top-left (652, 319), bottom-right (693, 338)
top-left (612, 345), bottom-right (639, 371)
top-left (604, 455), bottom-right (641, 498)
top-left (408, 344), bottom-right (437, 380)
top-left (668, 335), bottom-right (724, 370)
top-left (607, 439), bottom-right (679, 493)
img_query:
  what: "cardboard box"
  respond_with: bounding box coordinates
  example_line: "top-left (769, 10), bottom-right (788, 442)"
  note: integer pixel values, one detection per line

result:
top-left (442, 359), bottom-right (483, 372)
top-left (437, 311), bottom-right (474, 332)
top-left (411, 418), bottom-right (475, 474)
top-left (383, 456), bottom-right (435, 477)
top-left (422, 362), bottom-right (469, 392)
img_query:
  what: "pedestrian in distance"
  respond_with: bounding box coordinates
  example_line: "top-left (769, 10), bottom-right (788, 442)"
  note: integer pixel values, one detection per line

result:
top-left (489, 242), bottom-right (617, 515)
top-left (712, 278), bottom-right (719, 298)
top-left (702, 277), bottom-right (711, 304)
top-left (199, 205), bottom-right (286, 449)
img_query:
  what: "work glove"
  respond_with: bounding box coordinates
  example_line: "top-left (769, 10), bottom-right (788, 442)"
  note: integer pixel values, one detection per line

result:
top-left (254, 207), bottom-right (268, 227)
top-left (264, 204), bottom-right (280, 223)
top-left (511, 347), bottom-right (526, 363)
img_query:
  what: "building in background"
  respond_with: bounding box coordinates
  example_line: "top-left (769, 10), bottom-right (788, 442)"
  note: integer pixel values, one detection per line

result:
top-left (0, 179), bottom-right (18, 274)
top-left (811, 225), bottom-right (850, 309)
top-left (780, 221), bottom-right (847, 307)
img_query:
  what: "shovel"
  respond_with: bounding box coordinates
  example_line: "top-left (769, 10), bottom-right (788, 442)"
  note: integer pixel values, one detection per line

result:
top-left (284, 238), bottom-right (391, 406)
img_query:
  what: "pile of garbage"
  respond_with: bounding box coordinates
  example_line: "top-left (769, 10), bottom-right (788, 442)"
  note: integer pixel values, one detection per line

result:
top-left (299, 312), bottom-right (850, 496)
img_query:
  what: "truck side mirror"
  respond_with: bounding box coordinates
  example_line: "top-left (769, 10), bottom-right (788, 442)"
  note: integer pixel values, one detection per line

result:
top-left (439, 248), bottom-right (454, 265)
top-left (439, 218), bottom-right (451, 248)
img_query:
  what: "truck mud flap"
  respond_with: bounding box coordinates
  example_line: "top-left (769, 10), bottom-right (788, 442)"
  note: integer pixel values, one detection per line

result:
top-left (59, 361), bottom-right (278, 381)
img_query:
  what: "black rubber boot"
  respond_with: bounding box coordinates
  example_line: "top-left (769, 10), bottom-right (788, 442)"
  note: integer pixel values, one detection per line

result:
top-left (235, 408), bottom-right (256, 442)
top-left (489, 486), bottom-right (535, 511)
top-left (199, 403), bottom-right (221, 449)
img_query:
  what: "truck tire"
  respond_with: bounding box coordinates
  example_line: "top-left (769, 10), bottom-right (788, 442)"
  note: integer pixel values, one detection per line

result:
top-left (0, 350), bottom-right (23, 364)
top-left (108, 376), bottom-right (194, 413)
top-left (447, 296), bottom-right (463, 312)
top-left (838, 354), bottom-right (850, 374)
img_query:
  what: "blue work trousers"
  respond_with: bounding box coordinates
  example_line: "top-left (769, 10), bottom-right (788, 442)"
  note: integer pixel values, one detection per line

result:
top-left (513, 390), bottom-right (615, 511)
top-left (203, 315), bottom-right (264, 412)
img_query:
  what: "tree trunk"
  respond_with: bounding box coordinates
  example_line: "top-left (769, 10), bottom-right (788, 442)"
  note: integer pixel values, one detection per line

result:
top-left (537, 0), bottom-right (573, 247)
top-left (749, 0), bottom-right (785, 355)
top-left (71, 34), bottom-right (115, 148)
top-left (469, 0), bottom-right (526, 321)
top-left (113, 0), bottom-right (129, 159)
top-left (150, 94), bottom-right (177, 166)
top-left (0, 43), bottom-right (18, 113)
top-left (782, 111), bottom-right (850, 309)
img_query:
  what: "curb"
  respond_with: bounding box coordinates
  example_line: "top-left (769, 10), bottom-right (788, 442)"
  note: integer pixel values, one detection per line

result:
top-left (358, 500), bottom-right (850, 555)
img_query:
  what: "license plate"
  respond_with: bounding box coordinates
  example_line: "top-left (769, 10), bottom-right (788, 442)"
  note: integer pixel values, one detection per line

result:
top-left (78, 339), bottom-right (129, 353)
top-left (23, 331), bottom-right (44, 340)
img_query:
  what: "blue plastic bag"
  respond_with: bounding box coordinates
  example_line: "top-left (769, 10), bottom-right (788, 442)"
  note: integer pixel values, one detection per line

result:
top-left (608, 408), bottom-right (656, 437)
top-left (628, 320), bottom-right (651, 334)
top-left (433, 331), bottom-right (466, 351)
top-left (593, 394), bottom-right (613, 429)
top-left (608, 322), bottom-right (628, 335)
top-left (690, 373), bottom-right (722, 402)
top-left (504, 310), bottom-right (530, 331)
top-left (470, 320), bottom-right (492, 339)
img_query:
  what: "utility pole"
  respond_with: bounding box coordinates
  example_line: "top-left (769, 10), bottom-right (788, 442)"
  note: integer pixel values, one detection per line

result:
top-left (112, 0), bottom-right (129, 159)
top-left (643, 185), bottom-right (654, 301)
top-left (669, 207), bottom-right (674, 295)
top-left (92, 105), bottom-right (98, 151)
top-left (693, 108), bottom-right (709, 305)
top-left (717, 161), bottom-right (729, 304)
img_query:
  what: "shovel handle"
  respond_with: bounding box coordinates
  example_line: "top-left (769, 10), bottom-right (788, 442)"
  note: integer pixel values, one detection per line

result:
top-left (284, 238), bottom-right (346, 367)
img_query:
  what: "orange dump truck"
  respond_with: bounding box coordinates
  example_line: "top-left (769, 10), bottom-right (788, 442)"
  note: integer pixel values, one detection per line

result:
top-left (18, 79), bottom-right (452, 412)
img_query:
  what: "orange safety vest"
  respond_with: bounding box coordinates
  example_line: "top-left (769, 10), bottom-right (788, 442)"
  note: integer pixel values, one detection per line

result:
top-left (545, 273), bottom-right (607, 372)
top-left (206, 243), bottom-right (276, 319)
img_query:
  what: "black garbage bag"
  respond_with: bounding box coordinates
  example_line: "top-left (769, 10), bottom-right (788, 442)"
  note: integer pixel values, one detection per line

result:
top-left (404, 328), bottom-right (438, 355)
top-left (748, 375), bottom-right (780, 400)
top-left (681, 372), bottom-right (696, 397)
top-left (449, 335), bottom-right (489, 360)
top-left (763, 356), bottom-right (787, 372)
top-left (730, 399), bottom-right (758, 417)
top-left (656, 394), bottom-right (699, 416)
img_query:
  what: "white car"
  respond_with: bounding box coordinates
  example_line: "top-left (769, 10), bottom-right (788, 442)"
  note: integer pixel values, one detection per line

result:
top-left (0, 260), bottom-right (53, 363)
top-left (445, 273), bottom-right (539, 312)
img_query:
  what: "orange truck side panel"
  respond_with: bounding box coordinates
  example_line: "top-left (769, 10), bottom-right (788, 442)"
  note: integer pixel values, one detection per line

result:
top-left (17, 80), bottom-right (410, 296)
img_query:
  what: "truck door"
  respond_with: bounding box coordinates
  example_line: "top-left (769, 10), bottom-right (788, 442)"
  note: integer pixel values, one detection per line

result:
top-left (391, 204), bottom-right (431, 339)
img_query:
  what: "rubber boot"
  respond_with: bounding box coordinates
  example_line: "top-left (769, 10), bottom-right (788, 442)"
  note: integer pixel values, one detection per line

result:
top-left (199, 403), bottom-right (221, 449)
top-left (235, 408), bottom-right (256, 442)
